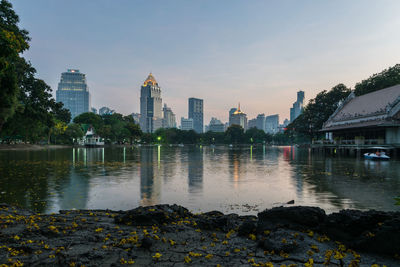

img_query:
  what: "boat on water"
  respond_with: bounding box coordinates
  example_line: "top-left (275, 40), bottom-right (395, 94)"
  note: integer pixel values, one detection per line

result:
top-left (363, 147), bottom-right (390, 160)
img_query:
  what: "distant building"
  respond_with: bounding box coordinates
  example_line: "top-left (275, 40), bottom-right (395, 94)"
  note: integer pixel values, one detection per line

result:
top-left (290, 90), bottom-right (305, 122)
top-left (91, 107), bottom-right (97, 114)
top-left (248, 118), bottom-right (257, 129)
top-left (229, 103), bottom-right (247, 130)
top-left (140, 73), bottom-right (163, 133)
top-left (265, 114), bottom-right (279, 134)
top-left (56, 69), bottom-right (90, 121)
top-left (208, 117), bottom-right (225, 132)
top-left (256, 114), bottom-right (265, 131)
top-left (131, 113), bottom-right (141, 124)
top-left (224, 122), bottom-right (229, 131)
top-left (228, 108), bottom-right (237, 126)
top-left (162, 104), bottom-right (176, 128)
top-left (283, 118), bottom-right (290, 127)
top-left (188, 98), bottom-right (203, 133)
top-left (181, 117), bottom-right (194, 131)
top-left (99, 106), bottom-right (114, 115)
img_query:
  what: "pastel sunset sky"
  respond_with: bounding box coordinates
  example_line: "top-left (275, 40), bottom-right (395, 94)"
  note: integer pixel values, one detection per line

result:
top-left (12, 0), bottom-right (400, 125)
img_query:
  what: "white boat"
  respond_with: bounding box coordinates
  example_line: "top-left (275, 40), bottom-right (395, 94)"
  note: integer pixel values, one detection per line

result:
top-left (364, 147), bottom-right (390, 160)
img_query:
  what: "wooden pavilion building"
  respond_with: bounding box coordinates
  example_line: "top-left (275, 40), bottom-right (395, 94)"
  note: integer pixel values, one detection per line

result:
top-left (315, 85), bottom-right (400, 156)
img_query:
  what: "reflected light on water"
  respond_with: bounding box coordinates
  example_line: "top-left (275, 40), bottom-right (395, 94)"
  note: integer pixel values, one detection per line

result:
top-left (0, 146), bottom-right (399, 215)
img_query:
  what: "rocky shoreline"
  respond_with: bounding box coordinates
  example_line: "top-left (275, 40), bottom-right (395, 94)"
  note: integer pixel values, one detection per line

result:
top-left (0, 204), bottom-right (399, 266)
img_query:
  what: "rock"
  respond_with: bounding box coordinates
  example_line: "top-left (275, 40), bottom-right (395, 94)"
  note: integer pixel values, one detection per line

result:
top-left (286, 200), bottom-right (295, 204)
top-left (114, 204), bottom-right (191, 226)
top-left (238, 220), bottom-right (257, 236)
top-left (257, 206), bottom-right (326, 232)
top-left (194, 212), bottom-right (240, 232)
top-left (323, 209), bottom-right (400, 255)
top-left (140, 237), bottom-right (153, 250)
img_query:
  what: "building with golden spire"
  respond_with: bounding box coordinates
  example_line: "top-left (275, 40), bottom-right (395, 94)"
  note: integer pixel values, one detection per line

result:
top-left (228, 103), bottom-right (248, 130)
top-left (140, 73), bottom-right (163, 133)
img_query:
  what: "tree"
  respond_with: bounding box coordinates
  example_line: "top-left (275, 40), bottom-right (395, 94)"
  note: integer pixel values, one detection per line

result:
top-left (354, 64), bottom-right (400, 96)
top-left (0, 0), bottom-right (30, 131)
top-left (125, 122), bottom-right (143, 145)
top-left (244, 127), bottom-right (267, 144)
top-left (287, 83), bottom-right (351, 142)
top-left (50, 120), bottom-right (67, 144)
top-left (64, 123), bottom-right (83, 144)
top-left (52, 101), bottom-right (71, 124)
top-left (73, 112), bottom-right (103, 131)
top-left (225, 124), bottom-right (245, 144)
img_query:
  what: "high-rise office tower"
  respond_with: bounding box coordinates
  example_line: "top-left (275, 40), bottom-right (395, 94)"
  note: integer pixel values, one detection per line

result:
top-left (256, 113), bottom-right (265, 131)
top-left (229, 103), bottom-right (247, 130)
top-left (162, 104), bottom-right (177, 128)
top-left (188, 98), bottom-right (203, 133)
top-left (140, 73), bottom-right (163, 133)
top-left (56, 69), bottom-right (90, 121)
top-left (265, 114), bottom-right (279, 134)
top-left (290, 90), bottom-right (305, 122)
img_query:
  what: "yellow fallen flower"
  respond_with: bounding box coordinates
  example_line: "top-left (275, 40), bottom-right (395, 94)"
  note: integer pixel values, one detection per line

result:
top-left (152, 253), bottom-right (162, 259)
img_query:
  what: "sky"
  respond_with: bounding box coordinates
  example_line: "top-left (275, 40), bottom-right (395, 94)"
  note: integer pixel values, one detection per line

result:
top-left (11, 0), bottom-right (400, 125)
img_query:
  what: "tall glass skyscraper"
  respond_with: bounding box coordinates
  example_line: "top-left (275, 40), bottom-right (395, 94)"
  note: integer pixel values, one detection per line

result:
top-left (188, 97), bottom-right (203, 133)
top-left (140, 73), bottom-right (163, 133)
top-left (290, 90), bottom-right (305, 122)
top-left (56, 69), bottom-right (90, 121)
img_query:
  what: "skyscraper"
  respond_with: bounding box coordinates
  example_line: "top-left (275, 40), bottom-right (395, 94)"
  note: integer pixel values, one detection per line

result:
top-left (265, 114), bottom-right (279, 134)
top-left (290, 90), bottom-right (305, 122)
top-left (229, 103), bottom-right (247, 130)
top-left (162, 104), bottom-right (177, 128)
top-left (256, 113), bottom-right (265, 131)
top-left (248, 119), bottom-right (257, 129)
top-left (140, 73), bottom-right (163, 133)
top-left (56, 69), bottom-right (90, 121)
top-left (188, 98), bottom-right (203, 133)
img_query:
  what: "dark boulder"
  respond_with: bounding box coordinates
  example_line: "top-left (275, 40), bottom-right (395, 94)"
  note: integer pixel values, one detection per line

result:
top-left (114, 204), bottom-right (191, 226)
top-left (323, 209), bottom-right (400, 255)
top-left (257, 206), bottom-right (326, 232)
top-left (194, 212), bottom-right (240, 232)
top-left (238, 219), bottom-right (257, 236)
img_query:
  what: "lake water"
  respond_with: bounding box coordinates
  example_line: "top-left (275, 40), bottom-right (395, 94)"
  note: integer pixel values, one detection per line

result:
top-left (0, 145), bottom-right (399, 215)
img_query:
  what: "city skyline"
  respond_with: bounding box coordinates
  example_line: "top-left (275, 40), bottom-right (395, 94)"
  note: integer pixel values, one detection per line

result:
top-left (13, 1), bottom-right (400, 124)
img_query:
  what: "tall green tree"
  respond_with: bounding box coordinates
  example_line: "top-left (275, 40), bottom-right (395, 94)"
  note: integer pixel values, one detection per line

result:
top-left (2, 58), bottom-right (70, 143)
top-left (0, 0), bottom-right (30, 131)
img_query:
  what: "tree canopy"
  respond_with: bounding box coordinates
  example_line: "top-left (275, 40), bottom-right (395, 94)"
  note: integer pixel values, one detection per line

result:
top-left (0, 0), bottom-right (30, 131)
top-left (354, 64), bottom-right (400, 96)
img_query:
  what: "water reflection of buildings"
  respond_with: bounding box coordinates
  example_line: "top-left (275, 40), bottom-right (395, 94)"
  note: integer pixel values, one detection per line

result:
top-left (139, 147), bottom-right (161, 206)
top-left (187, 147), bottom-right (204, 193)
top-left (56, 148), bottom-right (103, 210)
top-left (228, 149), bottom-right (246, 187)
top-left (162, 147), bottom-right (177, 184)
